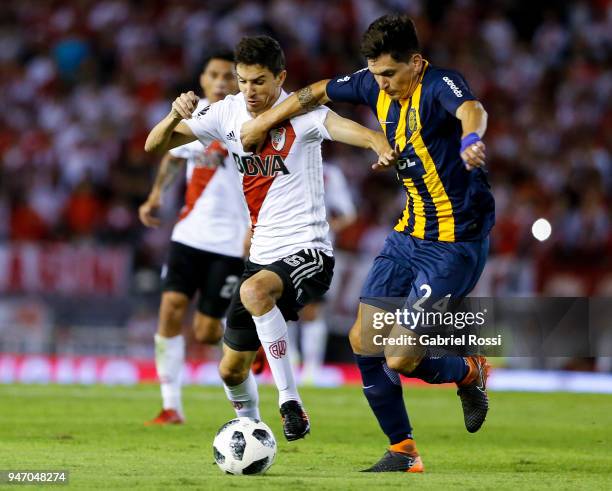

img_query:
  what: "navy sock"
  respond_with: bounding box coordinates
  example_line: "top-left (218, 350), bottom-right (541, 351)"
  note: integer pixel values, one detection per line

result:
top-left (355, 355), bottom-right (412, 444)
top-left (410, 356), bottom-right (469, 384)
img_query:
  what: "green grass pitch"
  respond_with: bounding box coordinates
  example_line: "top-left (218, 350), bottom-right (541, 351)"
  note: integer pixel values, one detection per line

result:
top-left (1, 384), bottom-right (611, 490)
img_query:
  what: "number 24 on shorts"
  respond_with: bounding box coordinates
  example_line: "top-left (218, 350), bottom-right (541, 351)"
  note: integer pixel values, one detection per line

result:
top-left (413, 284), bottom-right (451, 312)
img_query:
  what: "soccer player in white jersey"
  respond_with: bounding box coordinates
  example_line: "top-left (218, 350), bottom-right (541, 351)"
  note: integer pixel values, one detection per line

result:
top-left (145, 36), bottom-right (395, 440)
top-left (289, 164), bottom-right (356, 384)
top-left (140, 51), bottom-right (250, 426)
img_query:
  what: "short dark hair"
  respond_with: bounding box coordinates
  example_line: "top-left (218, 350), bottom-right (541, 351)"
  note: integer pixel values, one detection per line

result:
top-left (234, 35), bottom-right (285, 75)
top-left (202, 49), bottom-right (234, 71)
top-left (360, 15), bottom-right (420, 62)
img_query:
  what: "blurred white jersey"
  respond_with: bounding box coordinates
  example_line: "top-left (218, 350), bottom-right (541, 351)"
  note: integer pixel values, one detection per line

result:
top-left (323, 164), bottom-right (356, 243)
top-left (185, 91), bottom-right (333, 265)
top-left (169, 99), bottom-right (249, 258)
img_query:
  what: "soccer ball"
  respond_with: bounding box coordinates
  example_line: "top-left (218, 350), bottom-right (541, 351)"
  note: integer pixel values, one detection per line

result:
top-left (212, 417), bottom-right (277, 475)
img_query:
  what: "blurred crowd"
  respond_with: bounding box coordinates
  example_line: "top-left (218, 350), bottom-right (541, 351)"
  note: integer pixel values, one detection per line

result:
top-left (0, 0), bottom-right (610, 293)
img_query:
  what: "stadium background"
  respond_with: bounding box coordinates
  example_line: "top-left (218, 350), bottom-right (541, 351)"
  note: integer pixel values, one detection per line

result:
top-left (0, 0), bottom-right (610, 388)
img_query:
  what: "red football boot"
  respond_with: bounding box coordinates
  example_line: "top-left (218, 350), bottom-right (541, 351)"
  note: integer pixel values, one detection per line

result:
top-left (144, 409), bottom-right (184, 426)
top-left (251, 346), bottom-right (266, 375)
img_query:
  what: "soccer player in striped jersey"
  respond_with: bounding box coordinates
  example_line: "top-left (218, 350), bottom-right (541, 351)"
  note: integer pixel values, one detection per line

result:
top-left (145, 36), bottom-right (394, 441)
top-left (240, 15), bottom-right (495, 472)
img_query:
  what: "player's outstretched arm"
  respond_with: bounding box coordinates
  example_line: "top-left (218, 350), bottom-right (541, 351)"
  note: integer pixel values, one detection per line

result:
top-left (323, 111), bottom-right (400, 170)
top-left (241, 79), bottom-right (331, 152)
top-left (456, 100), bottom-right (488, 171)
top-left (144, 91), bottom-right (199, 154)
top-left (139, 153), bottom-right (186, 228)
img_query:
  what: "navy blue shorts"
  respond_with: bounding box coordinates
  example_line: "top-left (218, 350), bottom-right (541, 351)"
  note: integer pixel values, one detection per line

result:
top-left (361, 231), bottom-right (489, 311)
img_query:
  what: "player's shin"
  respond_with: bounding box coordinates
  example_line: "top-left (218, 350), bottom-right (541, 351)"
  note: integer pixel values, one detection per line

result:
top-left (253, 305), bottom-right (301, 406)
top-left (355, 355), bottom-right (413, 444)
top-left (223, 371), bottom-right (261, 420)
top-left (154, 333), bottom-right (185, 415)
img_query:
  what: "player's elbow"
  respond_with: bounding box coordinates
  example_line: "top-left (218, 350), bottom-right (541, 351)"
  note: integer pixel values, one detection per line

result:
top-left (458, 100), bottom-right (488, 134)
top-left (471, 101), bottom-right (488, 123)
top-left (478, 102), bottom-right (488, 125)
top-left (479, 106), bottom-right (488, 134)
top-left (144, 135), bottom-right (159, 153)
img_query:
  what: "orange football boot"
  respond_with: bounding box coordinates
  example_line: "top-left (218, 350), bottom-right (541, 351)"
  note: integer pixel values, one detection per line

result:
top-left (362, 438), bottom-right (424, 473)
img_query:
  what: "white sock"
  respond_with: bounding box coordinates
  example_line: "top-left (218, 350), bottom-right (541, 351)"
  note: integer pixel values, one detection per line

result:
top-left (287, 321), bottom-right (301, 369)
top-left (223, 372), bottom-right (260, 420)
top-left (253, 305), bottom-right (301, 406)
top-left (155, 334), bottom-right (185, 415)
top-left (301, 318), bottom-right (327, 380)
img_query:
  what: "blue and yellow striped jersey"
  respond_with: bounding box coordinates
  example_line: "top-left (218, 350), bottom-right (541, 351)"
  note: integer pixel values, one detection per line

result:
top-left (326, 62), bottom-right (495, 242)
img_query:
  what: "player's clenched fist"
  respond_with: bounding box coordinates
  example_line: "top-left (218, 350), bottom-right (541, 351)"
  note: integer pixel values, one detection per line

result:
top-left (241, 118), bottom-right (268, 153)
top-left (461, 140), bottom-right (486, 171)
top-left (139, 196), bottom-right (162, 228)
top-left (460, 132), bottom-right (486, 171)
top-left (171, 91), bottom-right (199, 120)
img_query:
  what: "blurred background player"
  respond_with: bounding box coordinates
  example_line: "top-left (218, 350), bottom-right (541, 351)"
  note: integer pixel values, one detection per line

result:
top-left (241, 14), bottom-right (494, 471)
top-left (145, 35), bottom-right (393, 441)
top-left (289, 163), bottom-right (356, 384)
top-left (140, 51), bottom-right (250, 425)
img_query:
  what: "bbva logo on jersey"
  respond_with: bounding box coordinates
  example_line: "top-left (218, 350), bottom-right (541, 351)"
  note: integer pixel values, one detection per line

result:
top-left (232, 152), bottom-right (289, 176)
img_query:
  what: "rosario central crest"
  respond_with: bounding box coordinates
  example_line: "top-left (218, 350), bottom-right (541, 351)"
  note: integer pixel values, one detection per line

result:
top-left (268, 339), bottom-right (287, 359)
top-left (408, 107), bottom-right (418, 132)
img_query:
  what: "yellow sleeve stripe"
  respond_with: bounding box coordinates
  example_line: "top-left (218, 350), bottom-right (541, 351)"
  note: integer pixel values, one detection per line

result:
top-left (376, 90), bottom-right (392, 136)
top-left (409, 83), bottom-right (456, 242)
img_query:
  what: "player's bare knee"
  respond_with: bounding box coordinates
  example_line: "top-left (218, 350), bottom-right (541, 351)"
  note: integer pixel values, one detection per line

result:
top-left (158, 323), bottom-right (182, 338)
top-left (301, 303), bottom-right (320, 322)
top-left (384, 356), bottom-right (404, 373)
top-left (192, 316), bottom-right (223, 344)
top-left (166, 291), bottom-right (188, 307)
top-left (240, 279), bottom-right (275, 316)
top-left (348, 322), bottom-right (363, 353)
top-left (218, 358), bottom-right (250, 386)
top-left (385, 355), bottom-right (421, 375)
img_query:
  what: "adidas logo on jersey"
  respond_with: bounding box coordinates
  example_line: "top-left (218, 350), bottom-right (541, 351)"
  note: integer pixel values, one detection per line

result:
top-left (336, 67), bottom-right (368, 83)
top-left (226, 131), bottom-right (237, 142)
top-left (232, 152), bottom-right (289, 177)
top-left (443, 76), bottom-right (463, 97)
